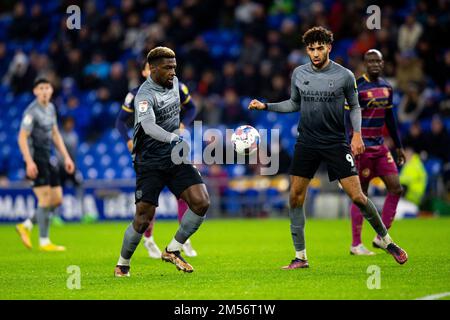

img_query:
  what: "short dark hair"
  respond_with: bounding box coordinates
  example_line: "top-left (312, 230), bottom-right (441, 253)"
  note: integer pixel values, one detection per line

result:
top-left (302, 26), bottom-right (334, 46)
top-left (33, 77), bottom-right (51, 88)
top-left (147, 46), bottom-right (175, 65)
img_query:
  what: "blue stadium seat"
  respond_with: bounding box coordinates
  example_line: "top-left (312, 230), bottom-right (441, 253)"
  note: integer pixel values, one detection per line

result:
top-left (86, 168), bottom-right (99, 180)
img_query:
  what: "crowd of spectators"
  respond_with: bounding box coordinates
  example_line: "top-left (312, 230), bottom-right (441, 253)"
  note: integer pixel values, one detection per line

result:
top-left (0, 0), bottom-right (449, 194)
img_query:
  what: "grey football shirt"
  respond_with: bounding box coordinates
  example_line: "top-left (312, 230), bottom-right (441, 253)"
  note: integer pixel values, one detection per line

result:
top-left (267, 60), bottom-right (359, 147)
top-left (133, 76), bottom-right (181, 168)
top-left (20, 99), bottom-right (57, 160)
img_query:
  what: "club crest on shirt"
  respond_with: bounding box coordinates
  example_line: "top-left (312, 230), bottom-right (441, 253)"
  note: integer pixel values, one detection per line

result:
top-left (23, 114), bottom-right (33, 126)
top-left (328, 80), bottom-right (334, 87)
top-left (138, 100), bottom-right (149, 113)
top-left (362, 168), bottom-right (371, 178)
top-left (136, 189), bottom-right (142, 200)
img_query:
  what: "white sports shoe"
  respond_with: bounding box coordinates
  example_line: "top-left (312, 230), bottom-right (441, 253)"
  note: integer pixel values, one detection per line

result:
top-left (143, 237), bottom-right (162, 259)
top-left (350, 244), bottom-right (375, 256)
top-left (182, 239), bottom-right (198, 257)
top-left (372, 236), bottom-right (388, 252)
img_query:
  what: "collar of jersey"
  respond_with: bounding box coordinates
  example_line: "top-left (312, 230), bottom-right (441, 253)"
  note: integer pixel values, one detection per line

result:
top-left (146, 76), bottom-right (167, 92)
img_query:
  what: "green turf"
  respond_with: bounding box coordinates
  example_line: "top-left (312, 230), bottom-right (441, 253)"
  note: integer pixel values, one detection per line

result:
top-left (1, 218), bottom-right (449, 300)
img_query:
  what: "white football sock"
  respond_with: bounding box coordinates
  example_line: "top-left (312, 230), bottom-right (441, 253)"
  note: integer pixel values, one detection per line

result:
top-left (23, 219), bottom-right (33, 230)
top-left (117, 256), bottom-right (130, 266)
top-left (167, 238), bottom-right (183, 252)
top-left (145, 235), bottom-right (154, 242)
top-left (39, 237), bottom-right (50, 246)
top-left (382, 234), bottom-right (393, 246)
top-left (295, 249), bottom-right (307, 260)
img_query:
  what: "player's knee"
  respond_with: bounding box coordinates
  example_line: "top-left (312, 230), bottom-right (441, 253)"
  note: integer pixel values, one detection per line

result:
top-left (134, 202), bottom-right (155, 233)
top-left (38, 195), bottom-right (51, 208)
top-left (190, 196), bottom-right (210, 216)
top-left (351, 193), bottom-right (367, 207)
top-left (289, 190), bottom-right (306, 208)
top-left (51, 195), bottom-right (63, 207)
top-left (387, 184), bottom-right (403, 196)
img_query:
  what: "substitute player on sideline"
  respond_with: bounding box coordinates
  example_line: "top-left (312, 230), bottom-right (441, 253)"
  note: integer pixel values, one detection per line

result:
top-left (16, 78), bottom-right (75, 251)
top-left (116, 60), bottom-right (198, 259)
top-left (349, 49), bottom-right (405, 255)
top-left (248, 27), bottom-right (408, 269)
top-left (114, 47), bottom-right (209, 277)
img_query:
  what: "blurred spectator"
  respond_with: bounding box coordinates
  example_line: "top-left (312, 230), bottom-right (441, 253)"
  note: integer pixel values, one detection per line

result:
top-left (235, 0), bottom-right (261, 26)
top-left (399, 147), bottom-right (428, 207)
top-left (29, 4), bottom-right (49, 40)
top-left (103, 62), bottom-right (128, 102)
top-left (220, 61), bottom-right (239, 92)
top-left (3, 51), bottom-right (36, 95)
top-left (221, 88), bottom-right (248, 125)
top-left (397, 82), bottom-right (426, 123)
top-left (8, 2), bottom-right (28, 41)
top-left (236, 64), bottom-right (259, 97)
top-left (183, 36), bottom-right (211, 74)
top-left (197, 70), bottom-right (221, 96)
top-left (402, 121), bottom-right (427, 155)
top-left (423, 115), bottom-right (450, 163)
top-left (439, 82), bottom-right (450, 117)
top-left (267, 74), bottom-right (289, 102)
top-left (398, 15), bottom-right (423, 53)
top-left (395, 51), bottom-right (424, 93)
top-left (0, 42), bottom-right (9, 78)
top-left (238, 34), bottom-right (264, 68)
top-left (83, 52), bottom-right (111, 89)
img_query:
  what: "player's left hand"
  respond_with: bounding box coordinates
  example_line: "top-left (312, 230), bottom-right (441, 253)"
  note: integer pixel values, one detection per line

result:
top-left (64, 157), bottom-right (75, 174)
top-left (351, 133), bottom-right (365, 156)
top-left (396, 148), bottom-right (406, 166)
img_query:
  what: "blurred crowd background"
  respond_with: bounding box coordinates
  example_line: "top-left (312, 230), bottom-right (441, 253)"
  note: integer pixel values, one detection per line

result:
top-left (0, 0), bottom-right (449, 216)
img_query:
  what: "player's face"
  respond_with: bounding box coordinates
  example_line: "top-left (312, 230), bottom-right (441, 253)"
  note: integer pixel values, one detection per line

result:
top-left (364, 53), bottom-right (384, 78)
top-left (33, 83), bottom-right (53, 104)
top-left (306, 42), bottom-right (331, 69)
top-left (153, 58), bottom-right (177, 88)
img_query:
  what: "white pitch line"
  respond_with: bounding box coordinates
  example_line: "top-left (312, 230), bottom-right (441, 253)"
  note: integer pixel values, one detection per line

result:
top-left (415, 292), bottom-right (450, 300)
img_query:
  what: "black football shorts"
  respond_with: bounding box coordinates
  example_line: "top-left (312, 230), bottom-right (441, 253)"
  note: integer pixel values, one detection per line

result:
top-left (134, 163), bottom-right (204, 206)
top-left (289, 142), bottom-right (358, 182)
top-left (27, 157), bottom-right (61, 188)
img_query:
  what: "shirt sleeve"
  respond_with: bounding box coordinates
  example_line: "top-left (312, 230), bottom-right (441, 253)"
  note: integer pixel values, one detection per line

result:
top-left (122, 92), bottom-right (135, 113)
top-left (135, 92), bottom-right (178, 143)
top-left (344, 71), bottom-right (359, 110)
top-left (179, 82), bottom-right (196, 127)
top-left (20, 109), bottom-right (34, 133)
top-left (115, 107), bottom-right (133, 142)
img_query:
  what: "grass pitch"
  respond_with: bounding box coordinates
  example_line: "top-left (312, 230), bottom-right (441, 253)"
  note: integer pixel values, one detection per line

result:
top-left (1, 217), bottom-right (449, 300)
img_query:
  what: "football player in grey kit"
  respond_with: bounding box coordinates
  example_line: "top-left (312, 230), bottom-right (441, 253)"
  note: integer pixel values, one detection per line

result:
top-left (114, 47), bottom-right (209, 276)
top-left (249, 27), bottom-right (408, 268)
top-left (16, 78), bottom-right (75, 252)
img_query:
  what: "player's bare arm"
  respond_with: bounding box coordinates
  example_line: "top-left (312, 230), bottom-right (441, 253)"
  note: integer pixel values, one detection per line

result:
top-left (52, 125), bottom-right (75, 174)
top-left (18, 128), bottom-right (38, 179)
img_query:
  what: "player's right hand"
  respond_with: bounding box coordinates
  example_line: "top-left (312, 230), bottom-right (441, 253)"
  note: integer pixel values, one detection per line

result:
top-left (127, 139), bottom-right (133, 153)
top-left (26, 161), bottom-right (38, 179)
top-left (170, 135), bottom-right (183, 148)
top-left (248, 99), bottom-right (266, 110)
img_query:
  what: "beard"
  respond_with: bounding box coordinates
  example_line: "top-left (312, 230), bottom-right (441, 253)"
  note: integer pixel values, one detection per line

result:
top-left (311, 57), bottom-right (327, 69)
